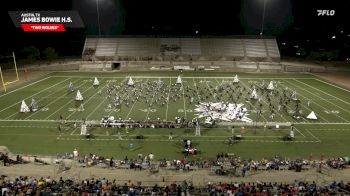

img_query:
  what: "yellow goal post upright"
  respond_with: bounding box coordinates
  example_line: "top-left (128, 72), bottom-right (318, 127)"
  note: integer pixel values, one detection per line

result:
top-left (0, 52), bottom-right (20, 92)
top-left (0, 66), bottom-right (6, 92)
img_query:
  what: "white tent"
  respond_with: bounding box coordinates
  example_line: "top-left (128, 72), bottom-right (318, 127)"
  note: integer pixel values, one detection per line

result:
top-left (75, 90), bottom-right (84, 101)
top-left (176, 75), bottom-right (182, 84)
top-left (93, 77), bottom-right (100, 86)
top-left (307, 111), bottom-right (317, 120)
top-left (267, 81), bottom-right (274, 90)
top-left (127, 77), bottom-right (134, 86)
top-left (250, 88), bottom-right (258, 99)
top-left (30, 97), bottom-right (38, 112)
top-left (233, 74), bottom-right (239, 83)
top-left (20, 100), bottom-right (30, 113)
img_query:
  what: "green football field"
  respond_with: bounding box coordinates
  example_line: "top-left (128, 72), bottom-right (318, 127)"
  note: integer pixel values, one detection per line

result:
top-left (0, 71), bottom-right (350, 160)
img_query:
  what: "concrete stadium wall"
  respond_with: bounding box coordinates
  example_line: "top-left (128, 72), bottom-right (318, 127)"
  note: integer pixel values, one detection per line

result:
top-left (79, 63), bottom-right (113, 71)
top-left (282, 62), bottom-right (327, 73)
top-left (86, 60), bottom-right (283, 73)
top-left (26, 59), bottom-right (349, 73)
top-left (28, 62), bottom-right (80, 71)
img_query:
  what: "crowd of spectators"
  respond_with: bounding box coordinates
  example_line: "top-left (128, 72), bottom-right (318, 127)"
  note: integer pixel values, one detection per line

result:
top-left (59, 152), bottom-right (350, 174)
top-left (202, 180), bottom-right (350, 195)
top-left (1, 175), bottom-right (350, 195)
top-left (2, 152), bottom-right (350, 195)
top-left (3, 151), bottom-right (349, 174)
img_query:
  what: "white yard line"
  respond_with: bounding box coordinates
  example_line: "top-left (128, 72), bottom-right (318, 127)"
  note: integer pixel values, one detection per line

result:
top-left (296, 79), bottom-right (350, 106)
top-left (1, 77), bottom-right (71, 118)
top-left (281, 80), bottom-right (331, 123)
top-left (44, 81), bottom-right (92, 120)
top-left (243, 79), bottom-right (295, 123)
top-left (264, 80), bottom-right (309, 123)
top-left (296, 122), bottom-right (350, 125)
top-left (86, 79), bottom-right (110, 119)
top-left (307, 128), bottom-right (350, 131)
top-left (70, 133), bottom-right (305, 139)
top-left (0, 75), bottom-right (51, 98)
top-left (204, 80), bottom-right (215, 100)
top-left (105, 78), bottom-right (130, 117)
top-left (57, 137), bottom-right (320, 143)
top-left (125, 78), bottom-right (149, 120)
top-left (0, 125), bottom-right (56, 128)
top-left (165, 78), bottom-right (172, 121)
top-left (305, 129), bottom-right (321, 142)
top-left (70, 128), bottom-right (78, 135)
top-left (85, 97), bottom-right (108, 120)
top-left (145, 83), bottom-right (157, 121)
top-left (0, 119), bottom-right (57, 122)
top-left (6, 78), bottom-right (73, 120)
top-left (20, 78), bottom-right (80, 120)
top-left (313, 78), bottom-right (350, 93)
top-left (230, 79), bottom-right (269, 122)
top-left (66, 78), bottom-right (107, 119)
top-left (181, 79), bottom-right (187, 120)
top-left (192, 78), bottom-right (202, 101)
top-left (0, 119), bottom-right (348, 125)
top-left (294, 127), bottom-right (306, 138)
top-left (50, 75), bottom-right (313, 79)
top-left (287, 79), bottom-right (349, 123)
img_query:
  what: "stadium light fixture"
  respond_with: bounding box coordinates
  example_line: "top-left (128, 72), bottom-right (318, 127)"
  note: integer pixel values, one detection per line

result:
top-left (96, 0), bottom-right (101, 36)
top-left (260, 0), bottom-right (267, 36)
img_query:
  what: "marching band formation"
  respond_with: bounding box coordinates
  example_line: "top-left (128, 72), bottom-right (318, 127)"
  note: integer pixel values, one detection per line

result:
top-left (20, 75), bottom-right (318, 125)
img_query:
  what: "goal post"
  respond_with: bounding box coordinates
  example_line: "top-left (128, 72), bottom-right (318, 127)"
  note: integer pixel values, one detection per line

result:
top-left (0, 67), bottom-right (6, 92)
top-left (0, 52), bottom-right (20, 92)
top-left (13, 52), bottom-right (19, 82)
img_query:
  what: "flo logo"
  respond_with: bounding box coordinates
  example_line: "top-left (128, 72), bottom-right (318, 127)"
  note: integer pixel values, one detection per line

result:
top-left (317, 10), bottom-right (335, 16)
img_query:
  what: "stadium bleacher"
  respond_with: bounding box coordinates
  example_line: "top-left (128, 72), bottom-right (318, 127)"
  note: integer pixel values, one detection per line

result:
top-left (265, 39), bottom-right (281, 60)
top-left (95, 38), bottom-right (118, 59)
top-left (180, 38), bottom-right (201, 56)
top-left (117, 38), bottom-right (159, 58)
top-left (244, 39), bottom-right (267, 59)
top-left (82, 37), bottom-right (280, 62)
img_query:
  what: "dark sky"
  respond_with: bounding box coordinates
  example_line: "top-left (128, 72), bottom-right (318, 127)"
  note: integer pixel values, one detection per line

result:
top-left (1, 0), bottom-right (350, 57)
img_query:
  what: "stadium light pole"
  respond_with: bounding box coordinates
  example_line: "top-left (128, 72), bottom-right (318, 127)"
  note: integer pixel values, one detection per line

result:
top-left (96, 0), bottom-right (101, 36)
top-left (260, 0), bottom-right (267, 36)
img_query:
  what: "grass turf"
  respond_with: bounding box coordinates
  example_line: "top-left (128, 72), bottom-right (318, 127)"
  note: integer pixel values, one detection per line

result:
top-left (0, 71), bottom-right (349, 160)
